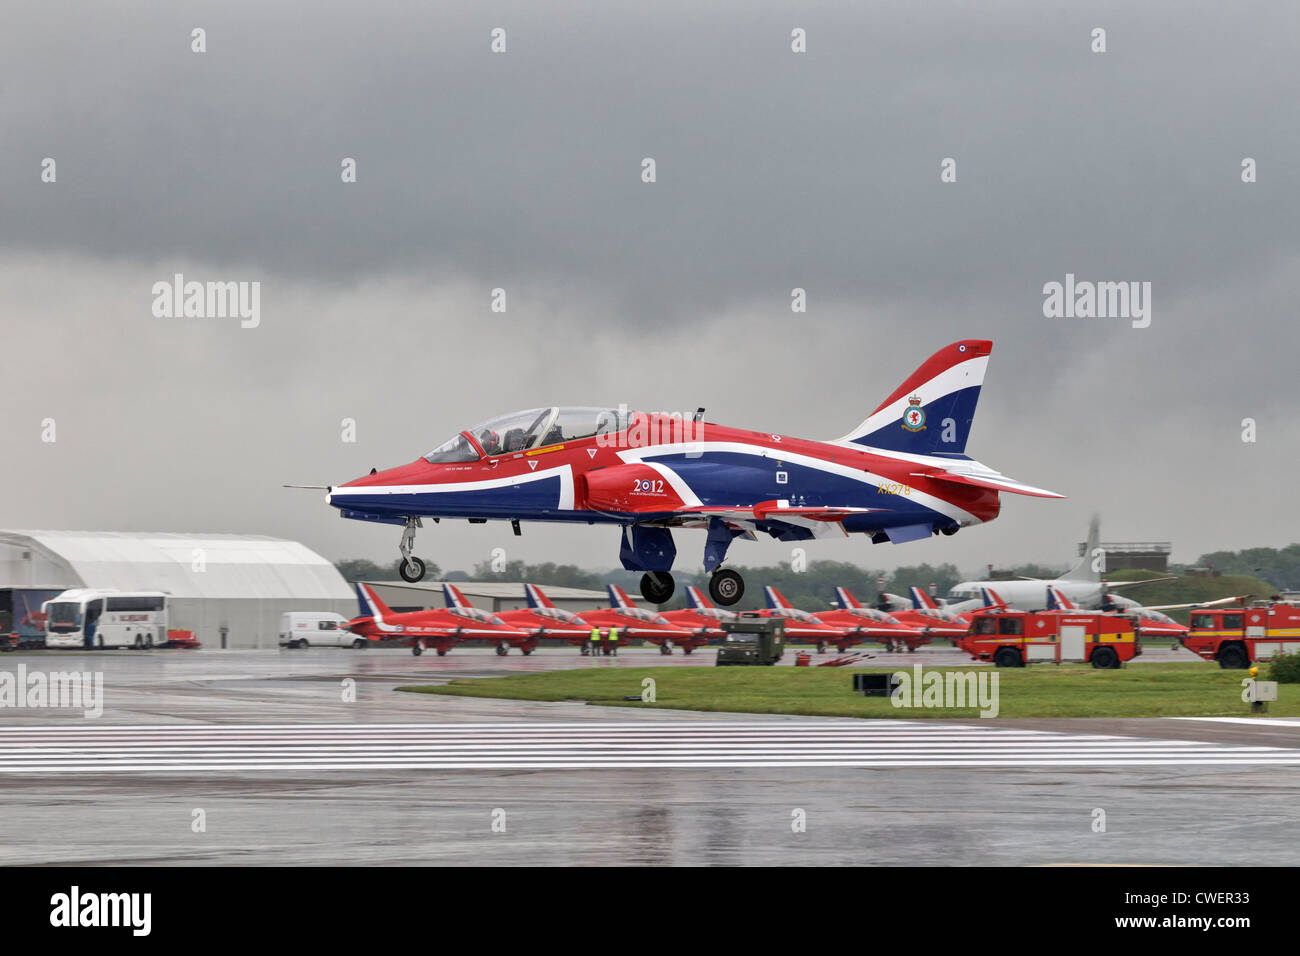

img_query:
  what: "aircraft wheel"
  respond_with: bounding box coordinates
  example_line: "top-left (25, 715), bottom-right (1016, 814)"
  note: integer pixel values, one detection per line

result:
top-left (580, 645), bottom-right (590, 656)
top-left (411, 644), bottom-right (423, 656)
top-left (659, 644), bottom-right (671, 656)
top-left (399, 556), bottom-right (427, 583)
top-left (906, 645), bottom-right (916, 653)
top-left (682, 646), bottom-right (693, 655)
top-left (640, 572), bottom-right (675, 605)
top-left (709, 569), bottom-right (744, 607)
top-left (352, 639), bottom-right (366, 649)
top-left (816, 641), bottom-right (826, 654)
top-left (436, 648), bottom-right (448, 656)
top-left (521, 648), bottom-right (533, 656)
top-left (496, 643), bottom-right (509, 656)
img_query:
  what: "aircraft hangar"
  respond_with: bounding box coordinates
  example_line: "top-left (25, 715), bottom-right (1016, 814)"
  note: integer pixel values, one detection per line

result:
top-left (0, 530), bottom-right (353, 649)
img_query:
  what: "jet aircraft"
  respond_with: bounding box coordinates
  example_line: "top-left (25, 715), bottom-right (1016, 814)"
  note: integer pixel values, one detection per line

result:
top-left (321, 340), bottom-right (1061, 608)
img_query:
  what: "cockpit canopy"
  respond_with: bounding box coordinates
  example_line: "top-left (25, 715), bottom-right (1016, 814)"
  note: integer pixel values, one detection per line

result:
top-left (424, 406), bottom-right (628, 463)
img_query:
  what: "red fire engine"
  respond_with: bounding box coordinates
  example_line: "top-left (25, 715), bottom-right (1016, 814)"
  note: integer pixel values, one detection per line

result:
top-left (1182, 600), bottom-right (1300, 669)
top-left (956, 608), bottom-right (1141, 669)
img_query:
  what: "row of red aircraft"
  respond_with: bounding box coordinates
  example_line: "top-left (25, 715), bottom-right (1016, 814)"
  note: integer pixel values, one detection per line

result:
top-left (341, 580), bottom-right (1065, 657)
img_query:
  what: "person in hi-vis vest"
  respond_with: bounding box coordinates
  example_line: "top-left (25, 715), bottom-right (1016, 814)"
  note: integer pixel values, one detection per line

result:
top-left (607, 626), bottom-right (619, 656)
top-left (587, 627), bottom-right (600, 656)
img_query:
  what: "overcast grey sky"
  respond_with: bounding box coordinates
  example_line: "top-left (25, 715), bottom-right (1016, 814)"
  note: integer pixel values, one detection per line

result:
top-left (2, 1), bottom-right (1297, 577)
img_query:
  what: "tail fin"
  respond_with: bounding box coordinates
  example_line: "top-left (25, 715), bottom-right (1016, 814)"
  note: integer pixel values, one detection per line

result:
top-left (523, 583), bottom-right (556, 610)
top-left (685, 585), bottom-right (715, 610)
top-left (1046, 585), bottom-right (1078, 610)
top-left (764, 585), bottom-right (794, 609)
top-left (836, 339), bottom-right (991, 455)
top-left (607, 584), bottom-right (635, 609)
top-left (355, 583), bottom-right (393, 622)
top-left (910, 586), bottom-right (939, 610)
top-left (1059, 515), bottom-right (1101, 582)
top-left (443, 583), bottom-right (472, 609)
top-left (835, 586), bottom-right (864, 610)
top-left (980, 586), bottom-right (1006, 609)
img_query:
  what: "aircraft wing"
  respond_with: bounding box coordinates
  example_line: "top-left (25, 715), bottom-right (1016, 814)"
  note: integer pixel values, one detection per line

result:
top-left (1103, 576), bottom-right (1179, 590)
top-left (675, 502), bottom-right (888, 540)
top-left (1142, 595), bottom-right (1250, 611)
top-left (678, 502), bottom-right (886, 522)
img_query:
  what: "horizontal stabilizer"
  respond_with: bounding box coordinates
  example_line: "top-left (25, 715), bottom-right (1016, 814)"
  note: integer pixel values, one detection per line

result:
top-left (910, 470), bottom-right (1065, 499)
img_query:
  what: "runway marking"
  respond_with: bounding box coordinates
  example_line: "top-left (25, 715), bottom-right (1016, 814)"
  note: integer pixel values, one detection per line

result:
top-left (1171, 717), bottom-right (1300, 727)
top-left (0, 721), bottom-right (1297, 772)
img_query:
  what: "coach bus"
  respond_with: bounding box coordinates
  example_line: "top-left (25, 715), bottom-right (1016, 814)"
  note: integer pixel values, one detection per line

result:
top-left (44, 589), bottom-right (170, 649)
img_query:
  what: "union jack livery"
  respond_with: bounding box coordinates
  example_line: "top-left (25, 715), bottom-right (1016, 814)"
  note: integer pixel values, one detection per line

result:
top-left (321, 340), bottom-right (1063, 607)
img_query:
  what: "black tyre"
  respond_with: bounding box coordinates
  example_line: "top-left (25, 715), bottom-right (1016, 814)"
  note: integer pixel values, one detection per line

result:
top-left (682, 646), bottom-right (693, 655)
top-left (993, 647), bottom-right (1022, 668)
top-left (1218, 644), bottom-right (1249, 669)
top-left (134, 635), bottom-right (144, 650)
top-left (1090, 646), bottom-right (1119, 669)
top-left (521, 648), bottom-right (533, 656)
top-left (659, 643), bottom-right (671, 655)
top-left (436, 648), bottom-right (447, 656)
top-left (496, 644), bottom-right (508, 656)
top-left (816, 641), bottom-right (827, 654)
top-left (352, 639), bottom-right (365, 649)
top-left (411, 643), bottom-right (423, 656)
top-left (640, 572), bottom-right (675, 605)
top-left (709, 569), bottom-right (744, 607)
top-left (399, 556), bottom-right (426, 583)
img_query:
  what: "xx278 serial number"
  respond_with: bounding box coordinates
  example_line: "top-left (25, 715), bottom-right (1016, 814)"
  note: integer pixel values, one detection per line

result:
top-left (877, 483), bottom-right (913, 496)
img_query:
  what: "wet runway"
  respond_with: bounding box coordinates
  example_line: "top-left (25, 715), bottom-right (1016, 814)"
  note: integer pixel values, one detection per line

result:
top-left (1, 648), bottom-right (1297, 865)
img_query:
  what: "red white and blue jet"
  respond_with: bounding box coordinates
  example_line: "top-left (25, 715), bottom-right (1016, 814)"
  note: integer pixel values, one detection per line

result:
top-left (322, 340), bottom-right (1062, 607)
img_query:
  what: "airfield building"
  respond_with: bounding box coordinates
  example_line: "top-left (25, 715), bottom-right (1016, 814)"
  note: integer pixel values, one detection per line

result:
top-left (0, 530), bottom-right (353, 649)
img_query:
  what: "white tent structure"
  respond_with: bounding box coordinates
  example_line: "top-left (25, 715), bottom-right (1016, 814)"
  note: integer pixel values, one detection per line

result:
top-left (0, 531), bottom-right (352, 649)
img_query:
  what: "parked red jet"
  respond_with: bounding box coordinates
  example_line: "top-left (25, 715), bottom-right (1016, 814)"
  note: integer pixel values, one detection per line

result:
top-left (655, 585), bottom-right (737, 653)
top-left (1047, 585), bottom-right (1189, 640)
top-left (316, 340), bottom-right (1062, 609)
top-left (525, 583), bottom-right (696, 654)
top-left (838, 585), bottom-right (969, 643)
top-left (514, 583), bottom-right (604, 654)
top-left (812, 590), bottom-right (929, 652)
top-left (607, 584), bottom-right (712, 654)
top-left (441, 583), bottom-right (593, 655)
top-left (345, 583), bottom-right (531, 656)
top-left (755, 586), bottom-right (857, 650)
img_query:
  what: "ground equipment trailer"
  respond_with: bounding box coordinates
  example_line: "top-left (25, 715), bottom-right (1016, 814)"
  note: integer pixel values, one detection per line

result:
top-left (716, 614), bottom-right (785, 666)
top-left (956, 608), bottom-right (1140, 669)
top-left (1183, 601), bottom-right (1300, 669)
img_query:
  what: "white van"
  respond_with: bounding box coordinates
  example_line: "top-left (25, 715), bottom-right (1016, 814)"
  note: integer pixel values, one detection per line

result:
top-left (279, 612), bottom-right (363, 649)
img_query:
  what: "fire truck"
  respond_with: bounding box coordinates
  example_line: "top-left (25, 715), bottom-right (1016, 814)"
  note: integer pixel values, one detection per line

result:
top-left (1182, 600), bottom-right (1300, 669)
top-left (956, 608), bottom-right (1141, 669)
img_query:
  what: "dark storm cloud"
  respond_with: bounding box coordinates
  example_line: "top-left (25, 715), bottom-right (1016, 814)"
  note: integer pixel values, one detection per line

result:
top-left (1, 1), bottom-right (1297, 574)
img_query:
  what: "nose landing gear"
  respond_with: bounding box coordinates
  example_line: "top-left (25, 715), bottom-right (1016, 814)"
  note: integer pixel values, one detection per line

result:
top-left (397, 518), bottom-right (427, 583)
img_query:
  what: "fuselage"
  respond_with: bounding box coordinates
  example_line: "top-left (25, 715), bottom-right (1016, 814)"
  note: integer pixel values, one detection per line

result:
top-left (948, 578), bottom-right (1106, 611)
top-left (328, 412), bottom-right (1003, 540)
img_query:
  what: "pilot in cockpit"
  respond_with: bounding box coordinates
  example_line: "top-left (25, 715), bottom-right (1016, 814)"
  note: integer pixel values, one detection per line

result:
top-left (478, 429), bottom-right (501, 456)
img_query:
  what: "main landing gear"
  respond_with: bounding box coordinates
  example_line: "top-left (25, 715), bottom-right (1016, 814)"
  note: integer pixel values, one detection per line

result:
top-left (708, 568), bottom-right (744, 607)
top-left (397, 517), bottom-right (427, 583)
